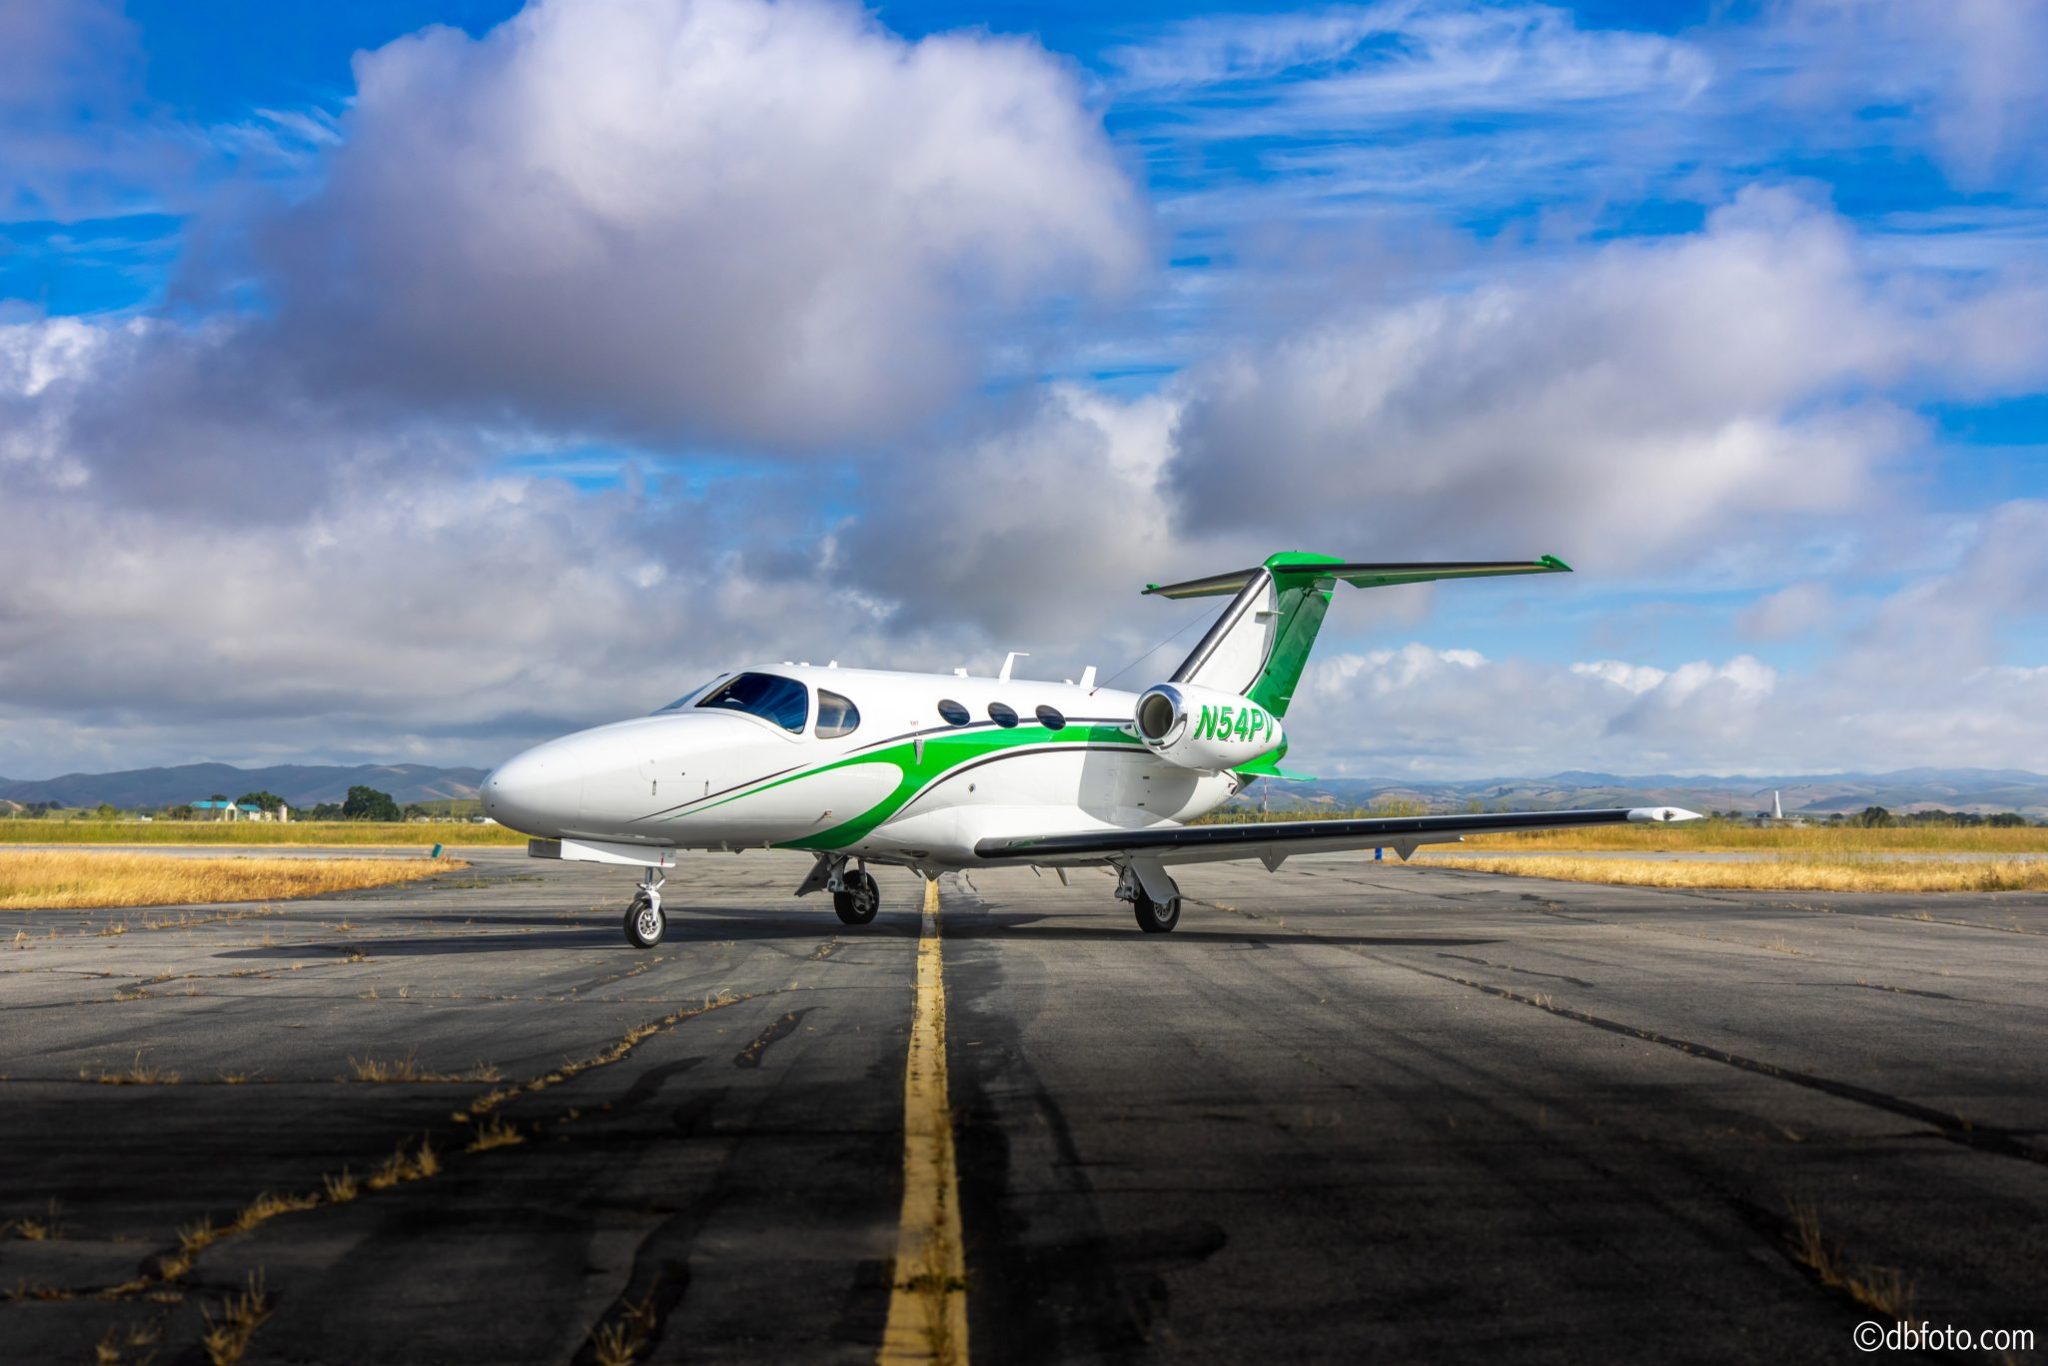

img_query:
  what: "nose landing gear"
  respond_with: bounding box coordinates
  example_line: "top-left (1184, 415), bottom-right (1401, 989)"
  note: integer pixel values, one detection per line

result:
top-left (623, 870), bottom-right (666, 948)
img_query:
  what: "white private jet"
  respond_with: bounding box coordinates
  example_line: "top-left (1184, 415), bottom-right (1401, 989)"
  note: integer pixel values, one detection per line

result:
top-left (483, 553), bottom-right (1700, 947)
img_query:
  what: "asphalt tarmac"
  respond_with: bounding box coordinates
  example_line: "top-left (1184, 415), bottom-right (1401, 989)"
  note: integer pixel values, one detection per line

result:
top-left (2, 848), bottom-right (2043, 1363)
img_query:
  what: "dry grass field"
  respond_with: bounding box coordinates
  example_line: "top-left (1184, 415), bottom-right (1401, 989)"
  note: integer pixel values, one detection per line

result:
top-left (0, 820), bottom-right (529, 847)
top-left (0, 851), bottom-right (469, 909)
top-left (1423, 853), bottom-right (2048, 893)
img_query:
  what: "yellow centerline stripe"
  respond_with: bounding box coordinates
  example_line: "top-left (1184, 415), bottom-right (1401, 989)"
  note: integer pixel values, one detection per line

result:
top-left (879, 876), bottom-right (969, 1365)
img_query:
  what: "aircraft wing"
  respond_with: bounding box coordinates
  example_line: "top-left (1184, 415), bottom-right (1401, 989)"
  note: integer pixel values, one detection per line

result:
top-left (974, 806), bottom-right (1702, 867)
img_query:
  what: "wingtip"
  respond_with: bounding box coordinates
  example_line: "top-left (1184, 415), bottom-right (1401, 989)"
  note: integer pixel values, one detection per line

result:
top-left (1627, 806), bottom-right (1704, 824)
top-left (1540, 554), bottom-right (1573, 572)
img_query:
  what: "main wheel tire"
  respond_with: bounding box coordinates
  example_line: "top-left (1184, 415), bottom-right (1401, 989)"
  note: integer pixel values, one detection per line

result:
top-left (624, 895), bottom-right (666, 948)
top-left (833, 869), bottom-right (880, 925)
top-left (1133, 888), bottom-right (1181, 933)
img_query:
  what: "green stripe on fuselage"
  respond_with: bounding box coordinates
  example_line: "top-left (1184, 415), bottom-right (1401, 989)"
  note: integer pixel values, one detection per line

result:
top-left (662, 723), bottom-right (1142, 852)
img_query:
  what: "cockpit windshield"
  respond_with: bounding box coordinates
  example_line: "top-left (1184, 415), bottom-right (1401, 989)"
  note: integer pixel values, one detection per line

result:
top-left (694, 672), bottom-right (810, 733)
top-left (655, 676), bottom-right (726, 713)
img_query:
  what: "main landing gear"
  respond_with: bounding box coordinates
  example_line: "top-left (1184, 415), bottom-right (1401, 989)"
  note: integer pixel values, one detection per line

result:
top-left (1131, 885), bottom-right (1181, 933)
top-left (1116, 862), bottom-right (1182, 934)
top-left (623, 869), bottom-right (666, 948)
top-left (795, 853), bottom-right (882, 925)
top-left (833, 868), bottom-right (880, 925)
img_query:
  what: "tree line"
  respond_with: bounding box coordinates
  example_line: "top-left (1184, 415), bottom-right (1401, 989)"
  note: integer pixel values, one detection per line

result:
top-left (7, 785), bottom-right (457, 822)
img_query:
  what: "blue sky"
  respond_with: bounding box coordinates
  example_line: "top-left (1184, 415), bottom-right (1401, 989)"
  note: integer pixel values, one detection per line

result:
top-left (1, 0), bottom-right (2044, 778)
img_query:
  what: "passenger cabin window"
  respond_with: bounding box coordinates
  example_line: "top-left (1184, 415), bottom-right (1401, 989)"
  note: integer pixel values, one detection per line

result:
top-left (937, 699), bottom-right (970, 726)
top-left (988, 701), bottom-right (1019, 728)
top-left (1035, 705), bottom-right (1066, 731)
top-left (815, 689), bottom-right (860, 739)
top-left (695, 672), bottom-right (809, 733)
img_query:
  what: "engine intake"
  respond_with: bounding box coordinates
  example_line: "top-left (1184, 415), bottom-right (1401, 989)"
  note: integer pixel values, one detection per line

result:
top-left (1134, 682), bottom-right (1285, 771)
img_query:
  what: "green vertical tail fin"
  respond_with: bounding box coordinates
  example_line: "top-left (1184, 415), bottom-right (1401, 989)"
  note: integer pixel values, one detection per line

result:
top-left (1142, 552), bottom-right (1571, 718)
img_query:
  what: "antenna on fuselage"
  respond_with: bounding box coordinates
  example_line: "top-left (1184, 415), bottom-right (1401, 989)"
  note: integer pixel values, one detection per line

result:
top-left (999, 652), bottom-right (1029, 682)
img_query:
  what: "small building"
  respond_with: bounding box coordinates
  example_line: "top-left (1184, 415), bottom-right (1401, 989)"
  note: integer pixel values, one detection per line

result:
top-left (190, 800), bottom-right (261, 822)
top-left (187, 799), bottom-right (289, 822)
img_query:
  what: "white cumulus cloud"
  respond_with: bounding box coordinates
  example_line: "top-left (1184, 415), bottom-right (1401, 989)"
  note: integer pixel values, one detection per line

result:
top-left (246, 0), bottom-right (1146, 447)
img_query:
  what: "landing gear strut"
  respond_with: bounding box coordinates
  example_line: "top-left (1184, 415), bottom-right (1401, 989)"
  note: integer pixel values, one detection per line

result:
top-left (623, 869), bottom-right (666, 948)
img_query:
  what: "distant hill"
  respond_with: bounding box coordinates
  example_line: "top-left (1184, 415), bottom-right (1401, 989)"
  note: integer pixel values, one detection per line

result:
top-left (1224, 768), bottom-right (2048, 819)
top-left (0, 763), bottom-right (490, 811)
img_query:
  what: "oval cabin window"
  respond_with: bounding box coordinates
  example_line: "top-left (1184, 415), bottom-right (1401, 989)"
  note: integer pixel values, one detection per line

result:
top-left (937, 699), bottom-right (970, 726)
top-left (815, 689), bottom-right (860, 739)
top-left (988, 702), bottom-right (1019, 728)
top-left (1035, 705), bottom-right (1066, 731)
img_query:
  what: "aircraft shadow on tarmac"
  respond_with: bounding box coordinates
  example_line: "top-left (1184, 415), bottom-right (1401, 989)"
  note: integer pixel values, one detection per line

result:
top-left (213, 909), bottom-right (918, 958)
top-left (940, 915), bottom-right (1501, 948)
top-left (210, 908), bottom-right (1499, 957)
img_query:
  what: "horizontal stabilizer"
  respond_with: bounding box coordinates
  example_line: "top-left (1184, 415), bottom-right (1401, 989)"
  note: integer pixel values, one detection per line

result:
top-left (1144, 556), bottom-right (1571, 599)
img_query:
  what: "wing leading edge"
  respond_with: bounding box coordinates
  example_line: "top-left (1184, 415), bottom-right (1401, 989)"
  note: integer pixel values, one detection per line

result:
top-left (975, 806), bottom-right (1702, 866)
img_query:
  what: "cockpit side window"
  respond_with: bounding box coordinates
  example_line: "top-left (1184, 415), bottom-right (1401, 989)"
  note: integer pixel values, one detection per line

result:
top-left (695, 672), bottom-right (810, 733)
top-left (815, 689), bottom-right (860, 739)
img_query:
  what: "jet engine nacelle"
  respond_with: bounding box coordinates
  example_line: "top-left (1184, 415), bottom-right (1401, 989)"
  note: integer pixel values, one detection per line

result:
top-left (1133, 682), bottom-right (1285, 771)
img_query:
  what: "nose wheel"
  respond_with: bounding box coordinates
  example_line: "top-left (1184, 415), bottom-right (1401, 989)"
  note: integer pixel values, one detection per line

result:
top-left (623, 871), bottom-right (666, 948)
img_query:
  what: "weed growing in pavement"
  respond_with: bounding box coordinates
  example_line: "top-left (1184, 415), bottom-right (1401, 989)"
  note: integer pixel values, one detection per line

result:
top-left (465, 1114), bottom-right (525, 1153)
top-left (2, 1199), bottom-right (62, 1240)
top-left (1788, 1201), bottom-right (1913, 1319)
top-left (230, 1190), bottom-right (319, 1235)
top-left (589, 1282), bottom-right (661, 1366)
top-left (88, 1051), bottom-right (180, 1085)
top-left (200, 1272), bottom-right (270, 1366)
top-left (365, 1136), bottom-right (440, 1191)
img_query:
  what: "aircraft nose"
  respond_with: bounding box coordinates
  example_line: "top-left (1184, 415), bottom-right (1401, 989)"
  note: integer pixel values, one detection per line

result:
top-left (483, 740), bottom-right (585, 836)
